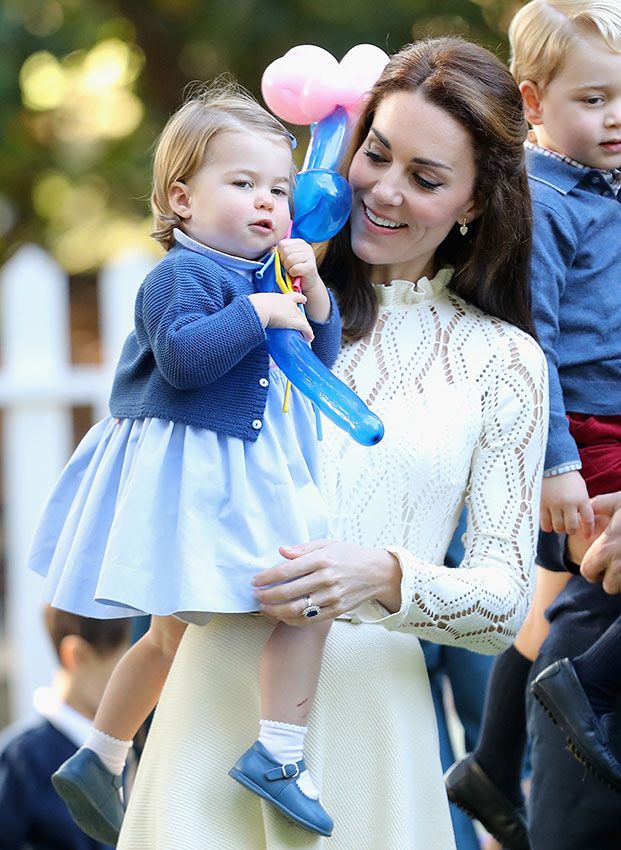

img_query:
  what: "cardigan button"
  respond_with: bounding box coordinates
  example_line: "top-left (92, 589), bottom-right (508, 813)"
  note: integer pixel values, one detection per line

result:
top-left (259, 377), bottom-right (269, 388)
top-left (251, 419), bottom-right (263, 430)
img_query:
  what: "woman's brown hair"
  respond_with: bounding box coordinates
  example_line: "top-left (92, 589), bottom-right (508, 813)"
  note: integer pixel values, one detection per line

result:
top-left (320, 37), bottom-right (535, 340)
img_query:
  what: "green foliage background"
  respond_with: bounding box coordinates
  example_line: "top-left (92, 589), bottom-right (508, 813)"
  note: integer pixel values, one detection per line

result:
top-left (0, 0), bottom-right (520, 271)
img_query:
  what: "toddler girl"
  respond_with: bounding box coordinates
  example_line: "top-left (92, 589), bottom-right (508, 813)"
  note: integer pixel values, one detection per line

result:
top-left (29, 80), bottom-right (340, 843)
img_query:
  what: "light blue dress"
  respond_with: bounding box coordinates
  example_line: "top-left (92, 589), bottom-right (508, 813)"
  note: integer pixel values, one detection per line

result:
top-left (28, 240), bottom-right (329, 621)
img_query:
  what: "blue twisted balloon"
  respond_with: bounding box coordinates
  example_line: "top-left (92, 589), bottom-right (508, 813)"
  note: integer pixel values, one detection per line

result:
top-left (258, 167), bottom-right (384, 447)
top-left (303, 106), bottom-right (350, 172)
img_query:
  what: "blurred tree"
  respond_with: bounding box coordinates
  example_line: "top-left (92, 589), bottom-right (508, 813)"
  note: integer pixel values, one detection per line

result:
top-left (0, 0), bottom-right (520, 272)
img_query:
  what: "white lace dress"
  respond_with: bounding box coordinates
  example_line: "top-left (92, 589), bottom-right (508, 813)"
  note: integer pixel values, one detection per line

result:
top-left (118, 269), bottom-right (548, 850)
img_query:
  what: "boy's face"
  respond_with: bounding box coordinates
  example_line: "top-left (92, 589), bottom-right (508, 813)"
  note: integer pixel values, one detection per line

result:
top-left (524, 28), bottom-right (621, 171)
top-left (59, 635), bottom-right (130, 720)
top-left (169, 130), bottom-right (292, 260)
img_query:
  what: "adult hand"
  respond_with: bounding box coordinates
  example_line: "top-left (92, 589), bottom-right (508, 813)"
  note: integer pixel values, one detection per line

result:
top-left (252, 539), bottom-right (402, 625)
top-left (580, 492), bottom-right (621, 595)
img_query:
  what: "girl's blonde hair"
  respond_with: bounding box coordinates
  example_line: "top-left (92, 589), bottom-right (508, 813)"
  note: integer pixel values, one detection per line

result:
top-left (509, 0), bottom-right (621, 87)
top-left (150, 78), bottom-right (296, 250)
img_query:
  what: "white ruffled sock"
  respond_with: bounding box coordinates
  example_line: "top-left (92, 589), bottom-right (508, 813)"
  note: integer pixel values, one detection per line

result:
top-left (82, 727), bottom-right (132, 776)
top-left (258, 719), bottom-right (319, 799)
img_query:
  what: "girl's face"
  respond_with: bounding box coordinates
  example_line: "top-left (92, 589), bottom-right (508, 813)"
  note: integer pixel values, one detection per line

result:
top-left (348, 89), bottom-right (480, 283)
top-left (170, 130), bottom-right (292, 259)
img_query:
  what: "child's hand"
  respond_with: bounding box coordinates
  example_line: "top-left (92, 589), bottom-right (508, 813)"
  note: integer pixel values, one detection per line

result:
top-left (249, 291), bottom-right (314, 342)
top-left (277, 238), bottom-right (323, 294)
top-left (540, 470), bottom-right (594, 537)
top-left (277, 238), bottom-right (331, 323)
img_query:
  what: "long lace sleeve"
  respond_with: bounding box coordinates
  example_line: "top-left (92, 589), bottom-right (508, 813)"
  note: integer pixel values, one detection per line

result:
top-left (359, 331), bottom-right (548, 653)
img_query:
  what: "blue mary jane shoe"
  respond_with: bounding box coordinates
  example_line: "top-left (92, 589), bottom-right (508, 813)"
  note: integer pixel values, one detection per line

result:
top-left (229, 740), bottom-right (334, 837)
top-left (51, 748), bottom-right (124, 846)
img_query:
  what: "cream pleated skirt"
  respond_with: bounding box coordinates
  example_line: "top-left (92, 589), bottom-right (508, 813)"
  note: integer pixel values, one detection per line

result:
top-left (118, 615), bottom-right (456, 850)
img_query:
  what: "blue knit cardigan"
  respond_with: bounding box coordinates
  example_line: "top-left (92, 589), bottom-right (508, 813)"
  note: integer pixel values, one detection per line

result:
top-left (109, 243), bottom-right (342, 441)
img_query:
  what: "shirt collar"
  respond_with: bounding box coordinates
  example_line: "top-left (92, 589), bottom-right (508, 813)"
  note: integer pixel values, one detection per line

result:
top-left (373, 266), bottom-right (454, 307)
top-left (172, 228), bottom-right (268, 273)
top-left (526, 141), bottom-right (621, 195)
top-left (33, 686), bottom-right (93, 748)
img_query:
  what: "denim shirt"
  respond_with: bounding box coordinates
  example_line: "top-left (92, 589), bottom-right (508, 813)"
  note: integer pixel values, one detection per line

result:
top-left (527, 145), bottom-right (621, 473)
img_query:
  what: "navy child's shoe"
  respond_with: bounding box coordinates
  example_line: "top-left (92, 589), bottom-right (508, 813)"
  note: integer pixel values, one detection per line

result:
top-left (229, 740), bottom-right (334, 837)
top-left (444, 754), bottom-right (531, 850)
top-left (531, 657), bottom-right (621, 793)
top-left (52, 748), bottom-right (124, 845)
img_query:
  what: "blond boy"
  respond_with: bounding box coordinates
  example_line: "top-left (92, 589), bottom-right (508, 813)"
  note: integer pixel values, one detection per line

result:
top-left (445, 4), bottom-right (621, 849)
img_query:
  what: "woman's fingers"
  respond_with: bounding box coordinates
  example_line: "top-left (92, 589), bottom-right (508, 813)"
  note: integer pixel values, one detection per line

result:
top-left (590, 492), bottom-right (621, 519)
top-left (252, 540), bottom-right (331, 587)
top-left (602, 564), bottom-right (621, 596)
top-left (278, 539), bottom-right (331, 558)
top-left (264, 601), bottom-right (340, 627)
top-left (253, 539), bottom-right (393, 624)
top-left (254, 558), bottom-right (342, 607)
top-left (260, 592), bottom-right (340, 626)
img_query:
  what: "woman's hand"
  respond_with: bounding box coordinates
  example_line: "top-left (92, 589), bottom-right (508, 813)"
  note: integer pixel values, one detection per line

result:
top-left (252, 539), bottom-right (402, 625)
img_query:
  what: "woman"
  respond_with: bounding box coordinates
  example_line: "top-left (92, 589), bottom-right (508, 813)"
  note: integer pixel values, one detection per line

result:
top-left (118, 37), bottom-right (548, 849)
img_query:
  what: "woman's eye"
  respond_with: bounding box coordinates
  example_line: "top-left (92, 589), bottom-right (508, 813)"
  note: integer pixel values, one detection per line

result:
top-left (414, 174), bottom-right (442, 191)
top-left (363, 148), bottom-right (385, 164)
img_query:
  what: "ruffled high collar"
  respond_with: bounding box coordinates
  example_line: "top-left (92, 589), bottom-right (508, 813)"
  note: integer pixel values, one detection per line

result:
top-left (373, 266), bottom-right (454, 306)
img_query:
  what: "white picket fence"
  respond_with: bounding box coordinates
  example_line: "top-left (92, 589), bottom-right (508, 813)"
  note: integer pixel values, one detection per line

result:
top-left (0, 244), bottom-right (156, 722)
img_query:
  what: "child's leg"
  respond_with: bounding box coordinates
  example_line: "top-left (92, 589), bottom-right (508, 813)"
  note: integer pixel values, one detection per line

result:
top-left (571, 616), bottom-right (621, 716)
top-left (445, 567), bottom-right (571, 849)
top-left (258, 619), bottom-right (331, 798)
top-left (230, 619), bottom-right (334, 837)
top-left (52, 616), bottom-right (188, 844)
top-left (260, 619), bottom-right (330, 724)
top-left (531, 615), bottom-right (621, 793)
top-left (84, 615), bottom-right (187, 774)
top-left (473, 566), bottom-right (570, 804)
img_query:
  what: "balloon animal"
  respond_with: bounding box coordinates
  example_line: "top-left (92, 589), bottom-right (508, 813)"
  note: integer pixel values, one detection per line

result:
top-left (258, 44), bottom-right (389, 446)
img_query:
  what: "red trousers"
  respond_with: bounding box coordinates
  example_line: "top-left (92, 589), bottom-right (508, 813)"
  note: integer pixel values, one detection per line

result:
top-left (567, 413), bottom-right (621, 498)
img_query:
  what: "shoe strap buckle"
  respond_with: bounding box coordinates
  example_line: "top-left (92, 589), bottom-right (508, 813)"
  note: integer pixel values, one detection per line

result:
top-left (265, 761), bottom-right (300, 781)
top-left (281, 762), bottom-right (300, 780)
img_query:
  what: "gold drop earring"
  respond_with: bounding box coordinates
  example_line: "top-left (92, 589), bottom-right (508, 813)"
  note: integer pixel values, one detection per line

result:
top-left (459, 218), bottom-right (469, 236)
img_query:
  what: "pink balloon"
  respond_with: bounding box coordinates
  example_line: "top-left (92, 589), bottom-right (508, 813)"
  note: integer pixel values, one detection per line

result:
top-left (299, 59), bottom-right (342, 122)
top-left (285, 44), bottom-right (337, 67)
top-left (261, 56), bottom-right (311, 125)
top-left (338, 44), bottom-right (390, 107)
top-left (284, 46), bottom-right (339, 96)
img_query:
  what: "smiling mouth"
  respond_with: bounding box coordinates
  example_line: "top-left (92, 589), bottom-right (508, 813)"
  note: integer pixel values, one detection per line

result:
top-left (363, 204), bottom-right (407, 230)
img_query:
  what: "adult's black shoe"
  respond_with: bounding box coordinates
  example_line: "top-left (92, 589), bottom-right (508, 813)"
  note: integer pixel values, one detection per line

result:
top-left (531, 657), bottom-right (621, 794)
top-left (444, 754), bottom-right (531, 850)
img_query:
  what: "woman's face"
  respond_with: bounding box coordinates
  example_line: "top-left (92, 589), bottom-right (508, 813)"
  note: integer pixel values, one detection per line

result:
top-left (348, 89), bottom-right (479, 283)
